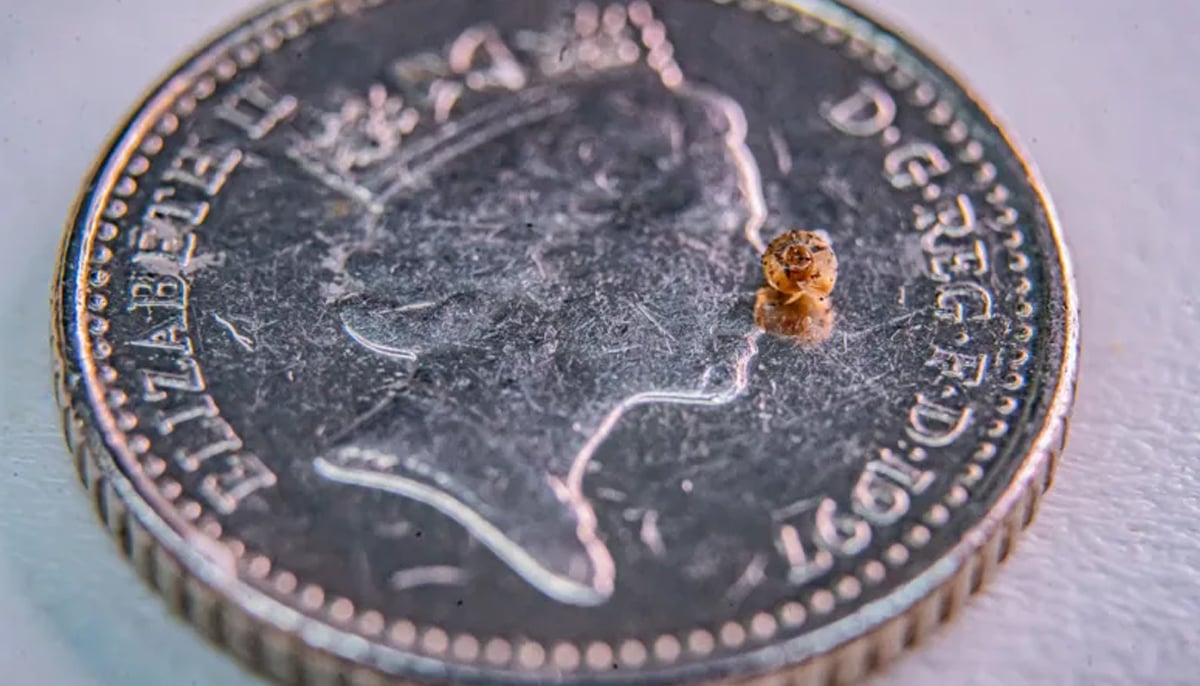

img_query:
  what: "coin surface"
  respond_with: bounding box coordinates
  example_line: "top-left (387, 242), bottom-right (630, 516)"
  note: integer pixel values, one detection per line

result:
top-left (52, 0), bottom-right (1078, 683)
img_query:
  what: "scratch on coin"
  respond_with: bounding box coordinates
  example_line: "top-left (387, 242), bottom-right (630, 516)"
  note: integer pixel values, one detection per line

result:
top-left (342, 317), bottom-right (418, 361)
top-left (768, 126), bottom-right (792, 174)
top-left (601, 344), bottom-right (642, 355)
top-left (211, 313), bottom-right (255, 352)
top-left (325, 392), bottom-right (401, 446)
top-left (846, 309), bottom-right (926, 341)
top-left (183, 251), bottom-right (227, 275)
top-left (284, 146), bottom-right (378, 209)
top-left (632, 300), bottom-right (676, 345)
top-left (640, 509), bottom-right (666, 557)
top-left (596, 487), bottom-right (627, 502)
top-left (529, 246), bottom-right (548, 280)
top-left (374, 520), bottom-right (413, 538)
top-left (819, 168), bottom-right (859, 209)
top-left (679, 235), bottom-right (714, 256)
top-left (725, 553), bottom-right (768, 604)
top-left (391, 300), bottom-right (439, 313)
top-left (390, 565), bottom-right (470, 591)
top-left (771, 495), bottom-right (821, 522)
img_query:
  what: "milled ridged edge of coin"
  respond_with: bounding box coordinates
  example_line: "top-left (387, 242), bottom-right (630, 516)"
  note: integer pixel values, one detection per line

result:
top-left (49, 0), bottom-right (1081, 684)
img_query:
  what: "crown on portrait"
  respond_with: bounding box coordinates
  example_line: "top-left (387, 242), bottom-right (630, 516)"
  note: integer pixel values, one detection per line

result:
top-left (286, 2), bottom-right (683, 200)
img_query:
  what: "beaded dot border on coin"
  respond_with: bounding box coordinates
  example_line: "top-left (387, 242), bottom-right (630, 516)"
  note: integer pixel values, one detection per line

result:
top-left (75, 0), bottom-right (1042, 674)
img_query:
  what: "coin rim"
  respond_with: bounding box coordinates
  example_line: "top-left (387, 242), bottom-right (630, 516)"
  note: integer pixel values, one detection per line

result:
top-left (50, 0), bottom-right (1080, 683)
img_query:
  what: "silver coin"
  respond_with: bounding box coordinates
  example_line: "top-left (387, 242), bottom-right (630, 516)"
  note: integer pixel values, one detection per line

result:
top-left (53, 0), bottom-right (1078, 683)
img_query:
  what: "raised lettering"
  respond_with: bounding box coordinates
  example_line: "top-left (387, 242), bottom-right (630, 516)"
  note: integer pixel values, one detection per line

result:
top-left (153, 395), bottom-right (219, 435)
top-left (390, 25), bottom-right (526, 125)
top-left (163, 135), bottom-right (243, 196)
top-left (130, 232), bottom-right (197, 276)
top-left (216, 77), bottom-right (297, 140)
top-left (914, 193), bottom-right (976, 238)
top-left (296, 83), bottom-right (419, 174)
top-left (906, 393), bottom-right (973, 447)
top-left (884, 142), bottom-right (951, 190)
top-left (129, 317), bottom-right (192, 355)
top-left (927, 240), bottom-right (989, 282)
top-left (391, 52), bottom-right (453, 107)
top-left (777, 523), bottom-right (833, 585)
top-left (814, 498), bottom-right (871, 556)
top-left (851, 470), bottom-right (909, 526)
top-left (426, 79), bottom-right (464, 123)
top-left (145, 187), bottom-right (210, 228)
top-left (128, 273), bottom-right (187, 311)
top-left (935, 282), bottom-right (994, 323)
top-left (824, 81), bottom-right (896, 137)
top-left (868, 448), bottom-right (934, 495)
top-left (447, 26), bottom-right (527, 92)
top-left (141, 357), bottom-right (205, 403)
top-left (173, 417), bottom-right (242, 472)
top-left (926, 346), bottom-right (989, 387)
top-left (200, 453), bottom-right (277, 514)
top-left (134, 218), bottom-right (195, 259)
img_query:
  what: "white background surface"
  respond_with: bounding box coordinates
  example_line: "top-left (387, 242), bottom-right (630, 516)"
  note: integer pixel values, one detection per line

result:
top-left (1, 1), bottom-right (1197, 685)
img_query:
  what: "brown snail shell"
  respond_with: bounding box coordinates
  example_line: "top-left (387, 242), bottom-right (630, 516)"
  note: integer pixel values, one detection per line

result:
top-left (761, 230), bottom-right (837, 303)
top-left (755, 229), bottom-right (837, 343)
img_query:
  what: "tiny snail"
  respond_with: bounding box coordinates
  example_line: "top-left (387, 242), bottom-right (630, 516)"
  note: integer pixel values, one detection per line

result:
top-left (761, 230), bottom-right (838, 304)
top-left (754, 287), bottom-right (835, 344)
top-left (755, 229), bottom-right (838, 343)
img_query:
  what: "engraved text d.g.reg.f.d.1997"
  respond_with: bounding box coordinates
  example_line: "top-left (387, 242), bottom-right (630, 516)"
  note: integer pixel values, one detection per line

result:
top-left (55, 1), bottom-right (1077, 684)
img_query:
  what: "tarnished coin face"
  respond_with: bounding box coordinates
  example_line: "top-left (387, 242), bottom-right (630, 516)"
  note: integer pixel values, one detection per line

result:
top-left (53, 0), bottom-right (1078, 683)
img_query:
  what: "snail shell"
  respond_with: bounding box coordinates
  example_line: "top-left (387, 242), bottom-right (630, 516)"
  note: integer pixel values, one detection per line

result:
top-left (761, 230), bottom-right (837, 302)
